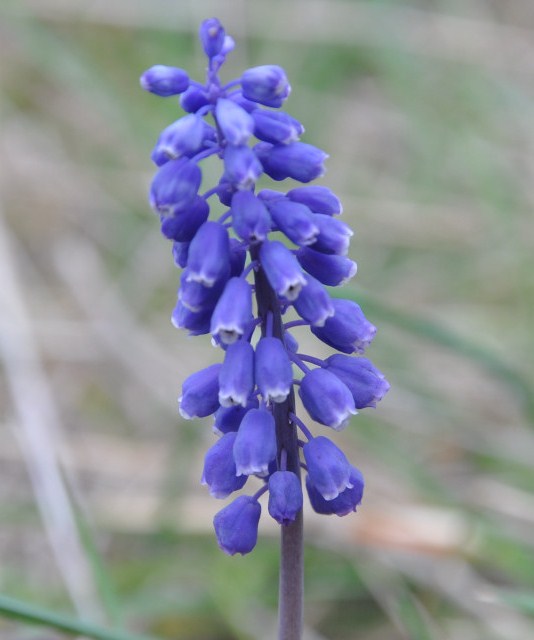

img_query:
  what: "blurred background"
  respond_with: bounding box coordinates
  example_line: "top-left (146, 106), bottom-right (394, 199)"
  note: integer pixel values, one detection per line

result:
top-left (1, 0), bottom-right (534, 638)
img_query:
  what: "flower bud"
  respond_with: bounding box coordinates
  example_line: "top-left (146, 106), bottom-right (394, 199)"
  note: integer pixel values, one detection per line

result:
top-left (229, 238), bottom-right (247, 276)
top-left (186, 221), bottom-right (231, 287)
top-left (151, 114), bottom-right (206, 166)
top-left (266, 198), bottom-right (318, 247)
top-left (252, 110), bottom-right (304, 145)
top-left (268, 471), bottom-right (303, 524)
top-left (179, 363), bottom-right (222, 419)
top-left (218, 340), bottom-right (255, 407)
top-left (303, 436), bottom-right (353, 500)
top-left (179, 85), bottom-right (210, 113)
top-left (324, 355), bottom-right (390, 409)
top-left (310, 214), bottom-right (353, 256)
top-left (299, 368), bottom-right (356, 430)
top-left (311, 299), bottom-right (376, 354)
top-left (296, 247), bottom-right (357, 286)
top-left (214, 495), bottom-right (261, 555)
top-left (255, 141), bottom-right (327, 183)
top-left (171, 301), bottom-right (212, 336)
top-left (140, 65), bottom-right (189, 97)
top-left (306, 466), bottom-right (364, 516)
top-left (231, 190), bottom-right (272, 244)
top-left (213, 398), bottom-right (258, 435)
top-left (172, 241), bottom-right (189, 268)
top-left (293, 274), bottom-right (334, 327)
top-left (202, 432), bottom-right (247, 498)
top-left (199, 18), bottom-right (226, 58)
top-left (216, 98), bottom-right (254, 146)
top-left (210, 277), bottom-right (253, 344)
top-left (257, 188), bottom-right (285, 203)
top-left (160, 196), bottom-right (209, 242)
top-left (233, 408), bottom-right (277, 476)
top-left (179, 270), bottom-right (227, 312)
top-left (229, 92), bottom-right (258, 113)
top-left (284, 331), bottom-right (299, 353)
top-left (255, 337), bottom-right (293, 403)
top-left (216, 181), bottom-right (237, 207)
top-left (259, 240), bottom-right (307, 301)
top-left (287, 185), bottom-right (342, 215)
top-left (149, 159), bottom-right (201, 216)
top-left (241, 65), bottom-right (291, 107)
top-left (223, 145), bottom-right (263, 189)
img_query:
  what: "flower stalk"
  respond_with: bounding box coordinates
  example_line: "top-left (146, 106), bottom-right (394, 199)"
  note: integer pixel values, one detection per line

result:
top-left (252, 244), bottom-right (303, 637)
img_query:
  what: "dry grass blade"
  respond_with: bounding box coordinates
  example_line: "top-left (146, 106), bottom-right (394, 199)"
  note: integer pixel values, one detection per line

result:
top-left (0, 207), bottom-right (105, 621)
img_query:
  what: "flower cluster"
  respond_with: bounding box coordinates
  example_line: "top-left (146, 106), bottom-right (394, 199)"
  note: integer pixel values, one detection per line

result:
top-left (141, 18), bottom-right (389, 556)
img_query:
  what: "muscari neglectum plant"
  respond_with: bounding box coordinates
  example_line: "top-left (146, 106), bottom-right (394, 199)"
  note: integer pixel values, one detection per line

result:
top-left (141, 18), bottom-right (389, 639)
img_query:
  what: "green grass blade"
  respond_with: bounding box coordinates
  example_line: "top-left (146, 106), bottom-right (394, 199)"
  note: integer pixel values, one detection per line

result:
top-left (0, 594), bottom-right (160, 640)
top-left (394, 591), bottom-right (436, 640)
top-left (67, 482), bottom-right (123, 628)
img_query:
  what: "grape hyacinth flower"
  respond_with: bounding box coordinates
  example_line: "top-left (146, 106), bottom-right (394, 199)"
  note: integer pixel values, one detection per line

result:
top-left (141, 18), bottom-right (388, 638)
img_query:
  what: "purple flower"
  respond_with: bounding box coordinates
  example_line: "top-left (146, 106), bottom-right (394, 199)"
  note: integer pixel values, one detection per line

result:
top-left (311, 299), bottom-right (377, 354)
top-left (210, 277), bottom-right (253, 344)
top-left (140, 65), bottom-right (189, 97)
top-left (218, 340), bottom-right (255, 407)
top-left (172, 241), bottom-right (189, 268)
top-left (241, 65), bottom-right (291, 107)
top-left (223, 145), bottom-right (263, 189)
top-left (233, 408), bottom-right (276, 476)
top-left (231, 190), bottom-right (272, 244)
top-left (268, 471), bottom-right (303, 524)
top-left (324, 355), bottom-right (390, 409)
top-left (179, 363), bottom-right (222, 419)
top-left (299, 368), bottom-right (356, 430)
top-left (214, 496), bottom-right (261, 555)
top-left (252, 110), bottom-right (304, 145)
top-left (142, 18), bottom-right (388, 553)
top-left (310, 214), bottom-right (353, 256)
top-left (284, 331), bottom-right (299, 354)
top-left (229, 238), bottom-right (247, 276)
top-left (255, 337), bottom-right (293, 403)
top-left (292, 274), bottom-right (334, 327)
top-left (202, 432), bottom-right (247, 498)
top-left (160, 195), bottom-right (209, 242)
top-left (186, 221), bottom-right (230, 287)
top-left (266, 198), bottom-right (319, 247)
top-left (287, 185), bottom-right (342, 215)
top-left (229, 92), bottom-right (259, 113)
top-left (306, 466), bottom-right (364, 516)
top-left (296, 247), bottom-right (357, 287)
top-left (179, 270), bottom-right (227, 312)
top-left (216, 98), bottom-right (254, 146)
top-left (149, 159), bottom-right (201, 215)
top-left (171, 301), bottom-right (212, 336)
top-left (259, 240), bottom-right (306, 301)
top-left (257, 188), bottom-right (285, 203)
top-left (180, 85), bottom-right (210, 113)
top-left (213, 397), bottom-right (258, 435)
top-left (199, 18), bottom-right (226, 58)
top-left (151, 114), bottom-right (206, 165)
top-left (303, 436), bottom-right (353, 500)
top-left (255, 141), bottom-right (328, 183)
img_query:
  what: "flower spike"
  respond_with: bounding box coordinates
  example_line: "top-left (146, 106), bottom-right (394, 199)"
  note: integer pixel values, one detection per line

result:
top-left (141, 18), bottom-right (388, 559)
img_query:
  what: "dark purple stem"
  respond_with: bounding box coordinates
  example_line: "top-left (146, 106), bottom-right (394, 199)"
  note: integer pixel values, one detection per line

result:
top-left (251, 244), bottom-right (303, 640)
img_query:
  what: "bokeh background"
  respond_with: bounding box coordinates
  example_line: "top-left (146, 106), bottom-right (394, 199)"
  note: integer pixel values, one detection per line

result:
top-left (1, 1), bottom-right (534, 638)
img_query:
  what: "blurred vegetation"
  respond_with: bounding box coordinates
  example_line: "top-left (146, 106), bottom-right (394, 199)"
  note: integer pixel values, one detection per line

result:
top-left (1, 1), bottom-right (534, 639)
